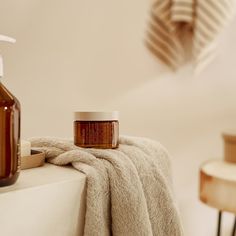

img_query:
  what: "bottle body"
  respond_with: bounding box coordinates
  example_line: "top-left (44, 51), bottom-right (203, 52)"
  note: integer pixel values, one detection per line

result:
top-left (0, 82), bottom-right (20, 187)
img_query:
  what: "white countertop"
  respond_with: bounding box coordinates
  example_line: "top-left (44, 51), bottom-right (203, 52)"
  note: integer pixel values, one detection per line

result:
top-left (0, 163), bottom-right (86, 193)
top-left (0, 163), bottom-right (87, 236)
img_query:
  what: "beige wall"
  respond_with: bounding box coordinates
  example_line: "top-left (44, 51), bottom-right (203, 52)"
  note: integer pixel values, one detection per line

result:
top-left (1, 1), bottom-right (236, 234)
top-left (0, 0), bottom-right (235, 146)
top-left (0, 0), bottom-right (156, 137)
top-left (0, 0), bottom-right (234, 145)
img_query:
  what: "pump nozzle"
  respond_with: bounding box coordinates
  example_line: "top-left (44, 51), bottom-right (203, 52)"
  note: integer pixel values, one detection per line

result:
top-left (0, 34), bottom-right (16, 78)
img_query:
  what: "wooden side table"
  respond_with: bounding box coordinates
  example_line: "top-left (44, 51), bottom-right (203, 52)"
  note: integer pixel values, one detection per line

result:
top-left (199, 160), bottom-right (236, 236)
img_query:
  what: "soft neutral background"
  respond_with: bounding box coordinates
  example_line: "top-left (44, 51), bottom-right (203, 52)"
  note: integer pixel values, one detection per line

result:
top-left (1, 0), bottom-right (236, 235)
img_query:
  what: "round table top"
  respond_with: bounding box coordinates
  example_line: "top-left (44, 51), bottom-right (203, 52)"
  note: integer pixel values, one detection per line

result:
top-left (200, 159), bottom-right (236, 213)
top-left (201, 160), bottom-right (236, 182)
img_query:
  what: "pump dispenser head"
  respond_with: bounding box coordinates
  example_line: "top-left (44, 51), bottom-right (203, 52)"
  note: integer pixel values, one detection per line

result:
top-left (0, 35), bottom-right (16, 78)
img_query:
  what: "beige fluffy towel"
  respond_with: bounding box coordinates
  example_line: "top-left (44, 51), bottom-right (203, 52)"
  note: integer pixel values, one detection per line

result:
top-left (146, 0), bottom-right (235, 72)
top-left (30, 136), bottom-right (184, 236)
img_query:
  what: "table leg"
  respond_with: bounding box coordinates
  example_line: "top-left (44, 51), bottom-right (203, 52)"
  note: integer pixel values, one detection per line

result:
top-left (232, 216), bottom-right (236, 236)
top-left (217, 211), bottom-right (222, 236)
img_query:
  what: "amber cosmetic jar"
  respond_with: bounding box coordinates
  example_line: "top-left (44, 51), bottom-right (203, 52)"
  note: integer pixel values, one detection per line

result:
top-left (74, 111), bottom-right (119, 149)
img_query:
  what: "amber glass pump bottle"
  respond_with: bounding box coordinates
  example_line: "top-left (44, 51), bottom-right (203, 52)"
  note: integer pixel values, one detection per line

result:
top-left (0, 35), bottom-right (21, 187)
